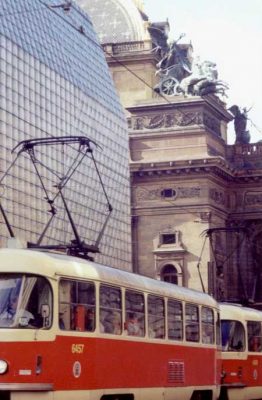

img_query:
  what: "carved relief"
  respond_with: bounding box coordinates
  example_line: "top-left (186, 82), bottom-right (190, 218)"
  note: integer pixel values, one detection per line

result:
top-left (174, 111), bottom-right (203, 126)
top-left (178, 187), bottom-right (201, 198)
top-left (143, 115), bottom-right (165, 129)
top-left (209, 188), bottom-right (226, 205)
top-left (131, 111), bottom-right (203, 130)
top-left (135, 187), bottom-right (161, 201)
top-left (134, 186), bottom-right (201, 201)
top-left (245, 192), bottom-right (262, 206)
top-left (165, 114), bottom-right (176, 127)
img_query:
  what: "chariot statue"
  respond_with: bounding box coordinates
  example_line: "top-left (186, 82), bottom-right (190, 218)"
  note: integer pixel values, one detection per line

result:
top-left (148, 23), bottom-right (228, 98)
top-left (181, 59), bottom-right (228, 97)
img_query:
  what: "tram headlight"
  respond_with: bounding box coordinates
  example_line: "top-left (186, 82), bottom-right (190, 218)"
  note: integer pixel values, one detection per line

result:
top-left (0, 360), bottom-right (8, 374)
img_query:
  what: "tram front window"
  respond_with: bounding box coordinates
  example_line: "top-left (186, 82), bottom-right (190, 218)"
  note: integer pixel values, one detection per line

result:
top-left (221, 320), bottom-right (245, 351)
top-left (0, 274), bottom-right (52, 329)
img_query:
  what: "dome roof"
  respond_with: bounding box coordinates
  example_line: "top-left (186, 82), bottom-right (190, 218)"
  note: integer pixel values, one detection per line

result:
top-left (77, 0), bottom-right (149, 43)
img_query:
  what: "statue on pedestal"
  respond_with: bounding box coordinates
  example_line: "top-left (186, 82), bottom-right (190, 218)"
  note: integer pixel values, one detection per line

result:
top-left (228, 105), bottom-right (251, 144)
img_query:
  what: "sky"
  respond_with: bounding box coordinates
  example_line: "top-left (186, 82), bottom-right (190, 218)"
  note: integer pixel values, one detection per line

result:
top-left (144, 0), bottom-right (262, 144)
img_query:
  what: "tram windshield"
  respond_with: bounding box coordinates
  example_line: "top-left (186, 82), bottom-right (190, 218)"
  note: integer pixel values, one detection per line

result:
top-left (221, 320), bottom-right (245, 351)
top-left (0, 274), bottom-right (52, 329)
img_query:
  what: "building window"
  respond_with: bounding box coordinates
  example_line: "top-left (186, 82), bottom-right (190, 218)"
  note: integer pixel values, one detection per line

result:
top-left (161, 233), bottom-right (176, 245)
top-left (161, 188), bottom-right (176, 198)
top-left (161, 264), bottom-right (178, 284)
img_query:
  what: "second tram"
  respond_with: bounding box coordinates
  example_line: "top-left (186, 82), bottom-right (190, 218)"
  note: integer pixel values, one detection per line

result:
top-left (220, 303), bottom-right (262, 400)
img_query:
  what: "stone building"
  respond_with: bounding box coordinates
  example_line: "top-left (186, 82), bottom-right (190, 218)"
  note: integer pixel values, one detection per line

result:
top-left (81, 0), bottom-right (262, 306)
top-left (128, 96), bottom-right (262, 307)
top-left (0, 0), bottom-right (132, 270)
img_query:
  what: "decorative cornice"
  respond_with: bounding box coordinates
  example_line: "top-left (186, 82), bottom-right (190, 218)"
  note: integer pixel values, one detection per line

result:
top-left (130, 156), bottom-right (262, 183)
top-left (134, 186), bottom-right (201, 201)
top-left (131, 158), bottom-right (235, 181)
top-left (126, 94), bottom-right (233, 122)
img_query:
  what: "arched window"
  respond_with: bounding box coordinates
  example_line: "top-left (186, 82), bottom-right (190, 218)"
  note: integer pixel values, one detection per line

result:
top-left (161, 264), bottom-right (178, 284)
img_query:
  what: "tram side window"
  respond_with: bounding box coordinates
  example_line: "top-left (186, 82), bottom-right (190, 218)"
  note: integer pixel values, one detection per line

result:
top-left (59, 279), bottom-right (95, 332)
top-left (26, 276), bottom-right (53, 328)
top-left (148, 295), bottom-right (165, 339)
top-left (221, 320), bottom-right (245, 351)
top-left (185, 304), bottom-right (199, 342)
top-left (100, 285), bottom-right (122, 335)
top-left (168, 299), bottom-right (183, 340)
top-left (247, 321), bottom-right (262, 352)
top-left (125, 290), bottom-right (145, 337)
top-left (201, 307), bottom-right (215, 344)
top-left (0, 274), bottom-right (52, 329)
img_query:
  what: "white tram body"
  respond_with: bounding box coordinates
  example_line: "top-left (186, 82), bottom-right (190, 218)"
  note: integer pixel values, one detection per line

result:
top-left (220, 303), bottom-right (262, 400)
top-left (0, 248), bottom-right (221, 400)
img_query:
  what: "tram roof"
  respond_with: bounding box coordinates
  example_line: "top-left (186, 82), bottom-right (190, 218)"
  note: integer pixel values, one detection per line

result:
top-left (0, 248), bottom-right (217, 307)
top-left (220, 303), bottom-right (262, 321)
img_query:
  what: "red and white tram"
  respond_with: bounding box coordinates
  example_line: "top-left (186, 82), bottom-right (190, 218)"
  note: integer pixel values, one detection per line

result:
top-left (220, 303), bottom-right (262, 400)
top-left (0, 248), bottom-right (220, 400)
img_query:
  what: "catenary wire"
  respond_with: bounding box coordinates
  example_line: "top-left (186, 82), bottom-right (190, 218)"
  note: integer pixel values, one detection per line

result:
top-left (1, 1), bottom-right (261, 261)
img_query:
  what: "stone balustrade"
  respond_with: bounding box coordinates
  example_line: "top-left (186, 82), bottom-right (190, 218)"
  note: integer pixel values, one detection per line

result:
top-left (227, 142), bottom-right (262, 158)
top-left (103, 40), bottom-right (153, 55)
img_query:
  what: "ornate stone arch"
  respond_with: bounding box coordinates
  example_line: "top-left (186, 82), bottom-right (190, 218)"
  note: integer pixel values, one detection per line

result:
top-left (158, 262), bottom-right (183, 286)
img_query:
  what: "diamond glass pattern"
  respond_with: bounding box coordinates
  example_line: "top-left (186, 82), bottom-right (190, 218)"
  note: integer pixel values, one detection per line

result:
top-left (0, 0), bottom-right (131, 270)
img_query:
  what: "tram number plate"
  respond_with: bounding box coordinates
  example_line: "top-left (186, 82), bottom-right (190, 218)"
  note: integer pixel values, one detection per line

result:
top-left (72, 344), bottom-right (85, 354)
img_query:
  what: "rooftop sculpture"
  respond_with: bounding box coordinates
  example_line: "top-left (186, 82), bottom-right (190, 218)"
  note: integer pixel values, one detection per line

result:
top-left (181, 59), bottom-right (228, 97)
top-left (228, 105), bottom-right (251, 144)
top-left (148, 23), bottom-right (228, 98)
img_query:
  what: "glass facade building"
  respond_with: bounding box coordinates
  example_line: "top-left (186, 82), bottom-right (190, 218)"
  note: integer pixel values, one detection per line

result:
top-left (0, 0), bottom-right (131, 270)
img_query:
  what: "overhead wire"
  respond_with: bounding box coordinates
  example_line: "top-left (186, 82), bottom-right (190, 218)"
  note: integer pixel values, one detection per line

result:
top-left (1, 1), bottom-right (261, 266)
top-left (2, 1), bottom-right (262, 134)
top-left (1, 1), bottom-right (262, 134)
top-left (196, 235), bottom-right (207, 293)
top-left (249, 119), bottom-right (262, 137)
